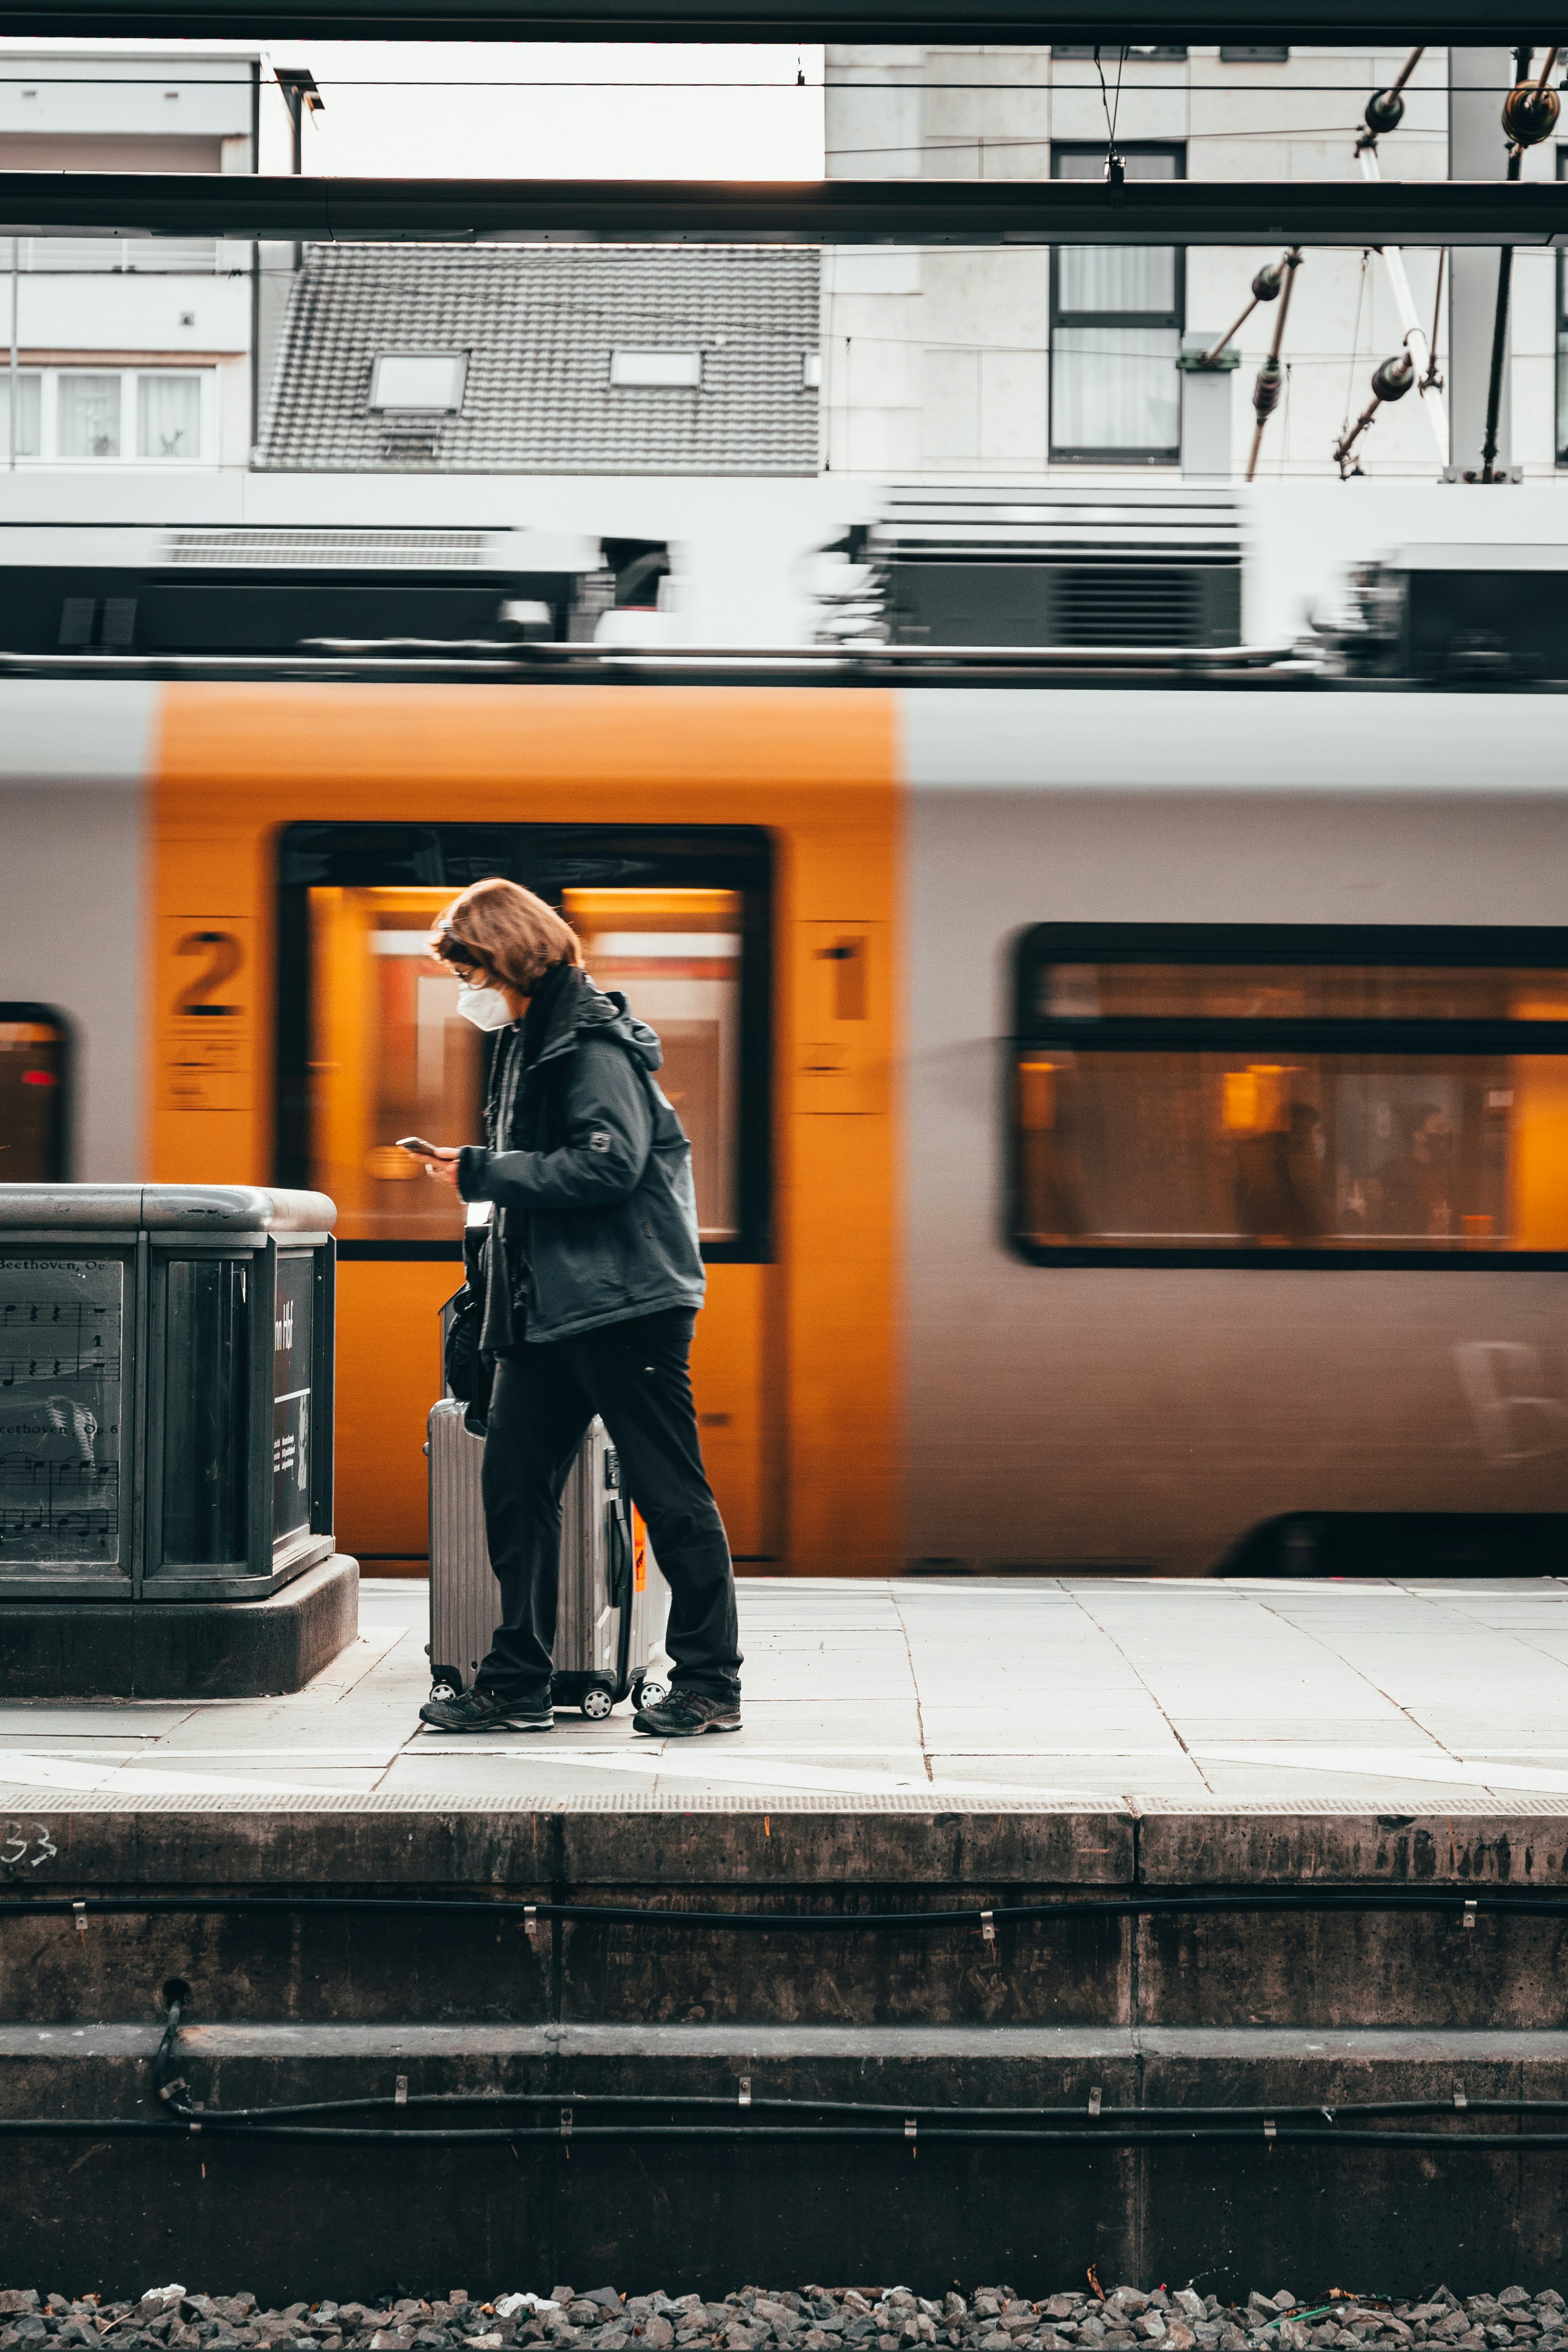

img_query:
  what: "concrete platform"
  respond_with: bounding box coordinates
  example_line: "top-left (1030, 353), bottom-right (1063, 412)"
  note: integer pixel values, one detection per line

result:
top-left (8, 1577), bottom-right (1568, 2296)
top-left (3, 1572), bottom-right (1568, 1806)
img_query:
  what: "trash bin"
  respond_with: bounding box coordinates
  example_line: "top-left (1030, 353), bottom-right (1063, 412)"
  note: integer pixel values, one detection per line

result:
top-left (0, 1185), bottom-right (357, 1696)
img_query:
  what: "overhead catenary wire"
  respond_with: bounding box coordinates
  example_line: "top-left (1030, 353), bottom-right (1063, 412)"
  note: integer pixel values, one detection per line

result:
top-left (1093, 42), bottom-right (1128, 182)
top-left (1336, 246), bottom-right (1371, 451)
top-left (0, 70), bottom-right (1541, 90)
top-left (1425, 245), bottom-right (1445, 391)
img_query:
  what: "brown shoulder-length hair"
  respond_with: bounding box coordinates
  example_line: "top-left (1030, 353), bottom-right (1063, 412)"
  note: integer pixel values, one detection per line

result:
top-left (430, 878), bottom-right (582, 993)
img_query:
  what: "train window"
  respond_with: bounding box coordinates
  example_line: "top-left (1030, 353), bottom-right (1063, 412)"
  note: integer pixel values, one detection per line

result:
top-left (276, 826), bottom-right (770, 1261)
top-left (1035, 961), bottom-right (1568, 1023)
top-left (1012, 927), bottom-right (1568, 1264)
top-left (0, 1006), bottom-right (69, 1181)
top-left (563, 890), bottom-right (742, 1241)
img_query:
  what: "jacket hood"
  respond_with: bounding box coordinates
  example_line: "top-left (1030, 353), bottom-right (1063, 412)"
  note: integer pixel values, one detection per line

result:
top-left (538, 963), bottom-right (663, 1072)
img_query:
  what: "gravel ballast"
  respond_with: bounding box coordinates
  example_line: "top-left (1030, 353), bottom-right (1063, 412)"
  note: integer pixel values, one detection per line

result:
top-left (2, 2283), bottom-right (1565, 2352)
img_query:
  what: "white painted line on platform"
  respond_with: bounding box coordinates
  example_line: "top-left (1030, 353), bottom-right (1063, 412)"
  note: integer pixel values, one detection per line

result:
top-left (397, 1744), bottom-right (1108, 1802)
top-left (0, 1753), bottom-right (387, 1799)
top-left (411, 1739), bottom-right (938, 1756)
top-left (0, 1745), bottom-right (405, 1761)
top-left (411, 1742), bottom-right (1188, 1760)
top-left (1194, 1745), bottom-right (1568, 1794)
top-left (144, 1745), bottom-right (406, 1759)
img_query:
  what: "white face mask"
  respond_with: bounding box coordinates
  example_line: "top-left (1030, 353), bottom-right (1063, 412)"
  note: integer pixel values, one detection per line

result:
top-left (456, 983), bottom-right (513, 1031)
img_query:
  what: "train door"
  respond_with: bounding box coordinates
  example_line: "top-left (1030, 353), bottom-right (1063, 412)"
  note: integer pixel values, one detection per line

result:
top-left (276, 823), bottom-right (772, 1569)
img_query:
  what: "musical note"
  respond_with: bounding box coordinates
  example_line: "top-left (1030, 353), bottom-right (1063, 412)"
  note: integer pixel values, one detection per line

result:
top-left (0, 1354), bottom-right (120, 1386)
top-left (0, 1273), bottom-right (122, 1558)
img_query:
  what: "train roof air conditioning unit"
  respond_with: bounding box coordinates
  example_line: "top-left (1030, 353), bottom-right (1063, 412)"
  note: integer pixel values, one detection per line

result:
top-left (868, 485), bottom-right (1243, 653)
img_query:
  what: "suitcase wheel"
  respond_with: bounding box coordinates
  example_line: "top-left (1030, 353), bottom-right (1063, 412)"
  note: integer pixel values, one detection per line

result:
top-left (633, 1674), bottom-right (669, 1711)
top-left (581, 1687), bottom-right (615, 1721)
top-left (428, 1672), bottom-right (462, 1702)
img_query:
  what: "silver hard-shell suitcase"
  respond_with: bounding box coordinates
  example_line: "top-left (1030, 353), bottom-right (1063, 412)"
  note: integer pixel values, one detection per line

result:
top-left (426, 1394), bottom-right (673, 1718)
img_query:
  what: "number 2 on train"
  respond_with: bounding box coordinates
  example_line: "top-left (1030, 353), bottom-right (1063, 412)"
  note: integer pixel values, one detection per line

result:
top-left (174, 930), bottom-right (244, 1018)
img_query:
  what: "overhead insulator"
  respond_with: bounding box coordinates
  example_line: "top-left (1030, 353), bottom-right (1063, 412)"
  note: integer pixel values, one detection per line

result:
top-left (1333, 350), bottom-right (1416, 474)
top-left (1501, 76), bottom-right (1561, 145)
top-left (1251, 257), bottom-right (1288, 303)
top-left (1370, 351), bottom-right (1416, 403)
top-left (1252, 354), bottom-right (1284, 421)
top-left (1362, 85), bottom-right (1406, 138)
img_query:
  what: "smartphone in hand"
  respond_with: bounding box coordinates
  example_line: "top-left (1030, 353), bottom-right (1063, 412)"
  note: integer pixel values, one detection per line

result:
top-left (396, 1137), bottom-right (442, 1157)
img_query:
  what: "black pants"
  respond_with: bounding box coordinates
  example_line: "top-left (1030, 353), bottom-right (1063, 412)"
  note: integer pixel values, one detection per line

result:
top-left (474, 1308), bottom-right (742, 1708)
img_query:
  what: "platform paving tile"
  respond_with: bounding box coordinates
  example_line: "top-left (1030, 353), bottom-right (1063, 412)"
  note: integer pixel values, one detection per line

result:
top-left (0, 1706), bottom-right (197, 1735)
top-left (926, 1753), bottom-right (1213, 1792)
top-left (10, 1574), bottom-right (1568, 1806)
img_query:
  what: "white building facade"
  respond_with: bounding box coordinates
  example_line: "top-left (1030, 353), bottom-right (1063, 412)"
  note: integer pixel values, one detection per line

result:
top-left (822, 46), bottom-right (1566, 483)
top-left (1, 53), bottom-right (258, 475)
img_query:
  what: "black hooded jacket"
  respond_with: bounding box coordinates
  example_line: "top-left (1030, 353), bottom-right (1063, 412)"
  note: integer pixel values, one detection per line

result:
top-left (456, 962), bottom-right (707, 1349)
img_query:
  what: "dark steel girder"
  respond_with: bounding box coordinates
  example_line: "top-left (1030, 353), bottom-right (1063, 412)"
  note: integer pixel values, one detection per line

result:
top-left (1, 173), bottom-right (1565, 245)
top-left (0, 0), bottom-right (1561, 38)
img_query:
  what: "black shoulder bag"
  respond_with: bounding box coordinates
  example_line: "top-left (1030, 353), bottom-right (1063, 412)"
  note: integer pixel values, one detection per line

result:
top-left (442, 1221), bottom-right (496, 1437)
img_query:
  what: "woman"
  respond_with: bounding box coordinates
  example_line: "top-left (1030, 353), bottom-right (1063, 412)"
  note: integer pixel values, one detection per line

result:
top-left (416, 876), bottom-right (743, 1738)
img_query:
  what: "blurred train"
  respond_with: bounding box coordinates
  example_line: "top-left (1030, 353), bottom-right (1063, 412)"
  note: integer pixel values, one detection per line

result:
top-left (4, 657), bottom-right (1568, 1581)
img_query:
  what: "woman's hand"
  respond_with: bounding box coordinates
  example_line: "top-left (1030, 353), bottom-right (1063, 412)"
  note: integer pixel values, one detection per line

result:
top-left (423, 1148), bottom-right (463, 1189)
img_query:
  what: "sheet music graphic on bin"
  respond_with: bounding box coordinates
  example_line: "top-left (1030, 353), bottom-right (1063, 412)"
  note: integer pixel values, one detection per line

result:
top-left (0, 1259), bottom-right (121, 1563)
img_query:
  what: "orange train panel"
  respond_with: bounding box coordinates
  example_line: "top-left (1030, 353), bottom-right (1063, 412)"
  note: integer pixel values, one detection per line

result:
top-left (335, 1257), bottom-right (453, 1564)
top-left (150, 684), bottom-right (903, 1576)
top-left (334, 1258), bottom-right (773, 1572)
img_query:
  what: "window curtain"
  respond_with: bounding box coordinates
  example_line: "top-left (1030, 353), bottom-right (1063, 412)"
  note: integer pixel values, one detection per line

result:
top-left (0, 372), bottom-right (41, 456)
top-left (1051, 326), bottom-right (1181, 451)
top-left (58, 375), bottom-right (121, 459)
top-left (1057, 245), bottom-right (1178, 314)
top-left (138, 374), bottom-right (201, 461)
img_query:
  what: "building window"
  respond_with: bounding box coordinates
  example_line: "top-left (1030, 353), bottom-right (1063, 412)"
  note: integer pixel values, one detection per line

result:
top-left (1219, 44), bottom-right (1290, 59)
top-left (1050, 144), bottom-right (1184, 464)
top-left (1010, 924), bottom-right (1568, 1264)
top-left (4, 368), bottom-right (212, 463)
top-left (368, 352), bottom-right (467, 412)
top-left (11, 237), bottom-right (221, 275)
top-left (1051, 44), bottom-right (1188, 59)
top-left (58, 372), bottom-right (122, 459)
top-left (1558, 149), bottom-right (1568, 465)
top-left (137, 372), bottom-right (201, 460)
top-left (0, 369), bottom-right (41, 457)
top-left (610, 349), bottom-right (703, 388)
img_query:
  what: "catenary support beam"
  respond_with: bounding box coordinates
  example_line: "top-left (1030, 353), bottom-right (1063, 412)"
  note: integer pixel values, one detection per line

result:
top-left (1, 173), bottom-right (1566, 245)
top-left (0, 0), bottom-right (1565, 37)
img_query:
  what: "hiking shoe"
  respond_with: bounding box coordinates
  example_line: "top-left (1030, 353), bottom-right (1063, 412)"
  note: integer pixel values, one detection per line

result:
top-left (419, 1688), bottom-right (553, 1734)
top-left (632, 1691), bottom-right (741, 1738)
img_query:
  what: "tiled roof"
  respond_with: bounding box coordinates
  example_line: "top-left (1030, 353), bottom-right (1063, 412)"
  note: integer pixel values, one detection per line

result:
top-left (256, 242), bottom-right (820, 475)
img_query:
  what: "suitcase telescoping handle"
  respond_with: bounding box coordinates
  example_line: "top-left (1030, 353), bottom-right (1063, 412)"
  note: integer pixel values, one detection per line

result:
top-left (609, 1486), bottom-right (636, 1701)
